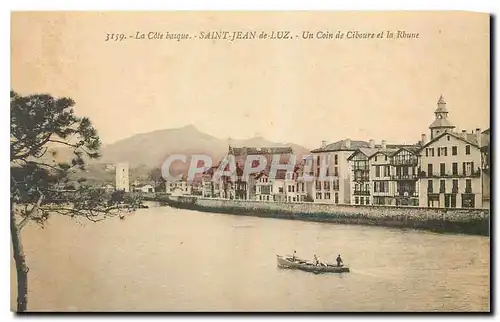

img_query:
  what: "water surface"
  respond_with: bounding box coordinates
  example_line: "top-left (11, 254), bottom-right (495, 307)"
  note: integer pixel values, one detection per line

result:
top-left (11, 203), bottom-right (490, 312)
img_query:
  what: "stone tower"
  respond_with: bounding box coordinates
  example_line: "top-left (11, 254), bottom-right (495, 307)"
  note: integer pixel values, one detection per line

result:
top-left (115, 162), bottom-right (130, 192)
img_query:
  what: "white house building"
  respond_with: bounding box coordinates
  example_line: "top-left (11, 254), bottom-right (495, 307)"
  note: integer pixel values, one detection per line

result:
top-left (311, 139), bottom-right (370, 204)
top-left (418, 96), bottom-right (485, 208)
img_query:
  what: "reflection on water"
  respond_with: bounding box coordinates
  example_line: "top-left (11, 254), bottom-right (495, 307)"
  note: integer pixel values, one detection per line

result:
top-left (11, 203), bottom-right (490, 312)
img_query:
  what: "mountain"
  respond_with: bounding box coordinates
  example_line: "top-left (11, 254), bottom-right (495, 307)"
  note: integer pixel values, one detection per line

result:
top-left (95, 125), bottom-right (311, 169)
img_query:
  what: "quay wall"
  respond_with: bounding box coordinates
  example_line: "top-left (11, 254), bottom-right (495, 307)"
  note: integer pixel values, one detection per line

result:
top-left (161, 195), bottom-right (490, 236)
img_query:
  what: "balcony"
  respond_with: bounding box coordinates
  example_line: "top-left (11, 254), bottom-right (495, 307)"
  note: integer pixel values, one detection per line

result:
top-left (372, 191), bottom-right (392, 196)
top-left (396, 191), bottom-right (418, 197)
top-left (353, 176), bottom-right (370, 182)
top-left (353, 190), bottom-right (370, 196)
top-left (391, 174), bottom-right (418, 181)
top-left (390, 158), bottom-right (418, 166)
top-left (419, 169), bottom-right (481, 178)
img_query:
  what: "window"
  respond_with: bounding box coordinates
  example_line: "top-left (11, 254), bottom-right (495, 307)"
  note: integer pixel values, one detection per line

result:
top-left (463, 162), bottom-right (474, 176)
top-left (452, 180), bottom-right (458, 193)
top-left (443, 147), bottom-right (447, 156)
top-left (430, 148), bottom-right (435, 157)
top-left (375, 156), bottom-right (378, 162)
top-left (316, 181), bottom-right (321, 190)
top-left (324, 193), bottom-right (331, 200)
top-left (452, 146), bottom-right (457, 155)
top-left (403, 166), bottom-right (409, 176)
top-left (334, 154), bottom-right (338, 165)
top-left (451, 194), bottom-right (456, 208)
top-left (365, 184), bottom-right (370, 192)
top-left (385, 156), bottom-right (388, 161)
top-left (465, 145), bottom-right (471, 155)
top-left (316, 192), bottom-right (322, 199)
top-left (462, 193), bottom-right (475, 208)
top-left (385, 166), bottom-right (390, 177)
top-left (465, 179), bottom-right (472, 193)
top-left (375, 166), bottom-right (380, 177)
top-left (360, 197), bottom-right (364, 205)
top-left (428, 164), bottom-right (433, 176)
top-left (440, 163), bottom-right (446, 176)
top-left (383, 181), bottom-right (389, 193)
top-left (428, 180), bottom-right (433, 193)
top-left (334, 167), bottom-right (339, 177)
top-left (355, 196), bottom-right (359, 204)
top-left (374, 181), bottom-right (379, 192)
top-left (438, 148), bottom-right (440, 157)
top-left (447, 135), bottom-right (450, 141)
top-left (334, 193), bottom-right (339, 204)
top-left (365, 198), bottom-right (370, 205)
top-left (439, 180), bottom-right (445, 193)
top-left (426, 149), bottom-right (428, 157)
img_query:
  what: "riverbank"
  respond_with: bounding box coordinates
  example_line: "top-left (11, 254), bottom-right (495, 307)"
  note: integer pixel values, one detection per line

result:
top-left (158, 195), bottom-right (490, 236)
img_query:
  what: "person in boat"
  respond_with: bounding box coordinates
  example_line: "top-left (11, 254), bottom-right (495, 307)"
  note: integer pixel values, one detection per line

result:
top-left (313, 254), bottom-right (319, 266)
top-left (292, 250), bottom-right (297, 262)
top-left (336, 254), bottom-right (343, 267)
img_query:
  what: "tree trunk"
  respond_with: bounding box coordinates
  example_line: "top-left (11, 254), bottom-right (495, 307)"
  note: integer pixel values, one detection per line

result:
top-left (11, 203), bottom-right (29, 312)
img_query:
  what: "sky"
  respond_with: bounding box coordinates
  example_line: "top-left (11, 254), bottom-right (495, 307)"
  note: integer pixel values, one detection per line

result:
top-left (11, 11), bottom-right (490, 149)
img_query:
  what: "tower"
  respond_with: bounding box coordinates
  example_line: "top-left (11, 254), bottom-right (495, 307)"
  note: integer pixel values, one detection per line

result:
top-left (115, 162), bottom-right (130, 192)
top-left (429, 95), bottom-right (455, 139)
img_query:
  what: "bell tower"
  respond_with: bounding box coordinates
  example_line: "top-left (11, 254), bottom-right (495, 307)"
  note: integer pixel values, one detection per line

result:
top-left (429, 95), bottom-right (455, 139)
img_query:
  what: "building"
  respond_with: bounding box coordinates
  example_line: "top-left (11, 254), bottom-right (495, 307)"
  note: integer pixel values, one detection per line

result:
top-left (166, 177), bottom-right (192, 196)
top-left (368, 144), bottom-right (399, 206)
top-left (387, 147), bottom-right (420, 206)
top-left (253, 169), bottom-right (301, 202)
top-left (115, 163), bottom-right (130, 192)
top-left (201, 166), bottom-right (224, 198)
top-left (418, 96), bottom-right (485, 208)
top-left (255, 172), bottom-right (273, 201)
top-left (227, 146), bottom-right (294, 200)
top-left (294, 161), bottom-right (313, 202)
top-left (347, 146), bottom-right (379, 205)
top-left (481, 129), bottom-right (491, 209)
top-left (136, 184), bottom-right (155, 193)
top-left (311, 139), bottom-right (370, 204)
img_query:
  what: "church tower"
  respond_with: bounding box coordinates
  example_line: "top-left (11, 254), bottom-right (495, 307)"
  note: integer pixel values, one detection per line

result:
top-left (429, 95), bottom-right (455, 139)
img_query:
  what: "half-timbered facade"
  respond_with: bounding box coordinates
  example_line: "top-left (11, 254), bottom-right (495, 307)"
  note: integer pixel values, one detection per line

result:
top-left (348, 148), bottom-right (378, 205)
top-left (390, 147), bottom-right (420, 206)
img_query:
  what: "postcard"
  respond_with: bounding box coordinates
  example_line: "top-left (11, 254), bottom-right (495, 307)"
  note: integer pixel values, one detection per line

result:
top-left (10, 11), bottom-right (490, 312)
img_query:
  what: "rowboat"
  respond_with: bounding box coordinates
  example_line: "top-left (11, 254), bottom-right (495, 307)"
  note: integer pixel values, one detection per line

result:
top-left (276, 255), bottom-right (350, 274)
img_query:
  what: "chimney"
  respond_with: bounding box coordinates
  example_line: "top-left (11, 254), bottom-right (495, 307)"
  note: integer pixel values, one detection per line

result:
top-left (321, 140), bottom-right (327, 149)
top-left (381, 140), bottom-right (387, 150)
top-left (476, 128), bottom-right (482, 147)
top-left (421, 134), bottom-right (427, 145)
top-left (345, 139), bottom-right (351, 149)
top-left (461, 129), bottom-right (467, 139)
top-left (369, 139), bottom-right (375, 149)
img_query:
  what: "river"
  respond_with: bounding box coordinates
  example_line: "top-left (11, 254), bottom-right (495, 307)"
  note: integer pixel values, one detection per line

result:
top-left (11, 202), bottom-right (490, 312)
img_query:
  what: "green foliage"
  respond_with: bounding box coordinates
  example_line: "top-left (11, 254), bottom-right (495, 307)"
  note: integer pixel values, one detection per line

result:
top-left (10, 91), bottom-right (143, 228)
